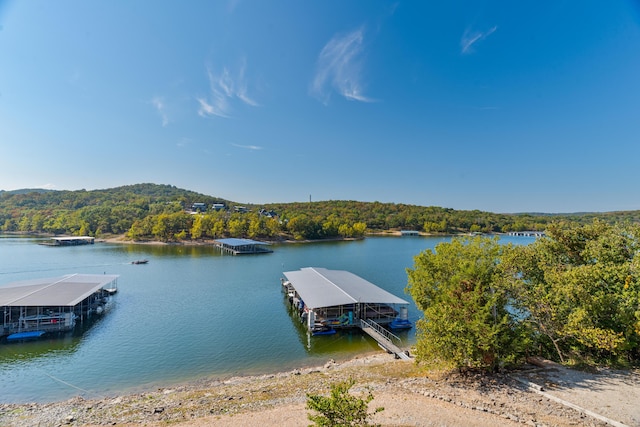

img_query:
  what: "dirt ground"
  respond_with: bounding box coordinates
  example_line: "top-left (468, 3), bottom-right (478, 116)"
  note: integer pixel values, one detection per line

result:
top-left (174, 357), bottom-right (640, 427)
top-left (513, 358), bottom-right (640, 427)
top-left (2, 353), bottom-right (638, 427)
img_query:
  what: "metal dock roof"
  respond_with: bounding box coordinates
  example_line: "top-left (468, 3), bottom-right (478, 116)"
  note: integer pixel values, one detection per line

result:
top-left (51, 236), bottom-right (94, 241)
top-left (214, 238), bottom-right (270, 247)
top-left (282, 267), bottom-right (409, 309)
top-left (0, 274), bottom-right (119, 307)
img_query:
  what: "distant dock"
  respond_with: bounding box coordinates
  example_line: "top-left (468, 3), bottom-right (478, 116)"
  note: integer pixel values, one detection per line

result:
top-left (40, 236), bottom-right (95, 246)
top-left (213, 238), bottom-right (273, 255)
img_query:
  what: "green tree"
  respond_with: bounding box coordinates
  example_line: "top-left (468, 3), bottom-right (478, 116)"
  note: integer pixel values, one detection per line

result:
top-left (265, 217), bottom-right (282, 237)
top-left (321, 214), bottom-right (342, 237)
top-left (78, 221), bottom-right (91, 236)
top-left (501, 220), bottom-right (640, 365)
top-left (338, 223), bottom-right (353, 238)
top-left (43, 212), bottom-right (70, 235)
top-left (17, 215), bottom-right (31, 232)
top-left (406, 236), bottom-right (525, 372)
top-left (228, 216), bottom-right (248, 237)
top-left (127, 216), bottom-right (154, 240)
top-left (152, 214), bottom-right (170, 241)
top-left (2, 218), bottom-right (17, 231)
top-left (287, 214), bottom-right (317, 240)
top-left (352, 222), bottom-right (367, 237)
top-left (247, 213), bottom-right (267, 238)
top-left (191, 214), bottom-right (205, 240)
top-left (306, 378), bottom-right (383, 427)
top-left (31, 211), bottom-right (46, 232)
top-left (209, 215), bottom-right (226, 238)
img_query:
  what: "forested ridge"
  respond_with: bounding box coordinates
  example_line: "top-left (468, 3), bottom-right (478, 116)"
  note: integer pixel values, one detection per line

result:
top-left (1, 183), bottom-right (639, 241)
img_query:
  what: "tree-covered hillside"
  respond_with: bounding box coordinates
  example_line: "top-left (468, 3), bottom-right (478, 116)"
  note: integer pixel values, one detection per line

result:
top-left (0, 184), bottom-right (231, 238)
top-left (1, 183), bottom-right (638, 241)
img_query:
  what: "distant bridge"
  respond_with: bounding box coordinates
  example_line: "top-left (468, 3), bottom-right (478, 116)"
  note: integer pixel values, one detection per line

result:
top-left (507, 231), bottom-right (545, 237)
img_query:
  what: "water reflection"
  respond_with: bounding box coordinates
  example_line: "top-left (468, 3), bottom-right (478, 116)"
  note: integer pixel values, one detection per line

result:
top-left (0, 311), bottom-right (110, 366)
top-left (281, 289), bottom-right (393, 355)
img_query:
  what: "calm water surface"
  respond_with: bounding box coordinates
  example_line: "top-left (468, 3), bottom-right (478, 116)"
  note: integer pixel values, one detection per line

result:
top-left (0, 234), bottom-right (533, 403)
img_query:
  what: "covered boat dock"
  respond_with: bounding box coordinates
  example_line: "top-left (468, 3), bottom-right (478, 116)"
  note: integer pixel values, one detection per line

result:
top-left (282, 267), bottom-right (411, 359)
top-left (41, 236), bottom-right (95, 246)
top-left (1, 274), bottom-right (119, 340)
top-left (214, 238), bottom-right (273, 255)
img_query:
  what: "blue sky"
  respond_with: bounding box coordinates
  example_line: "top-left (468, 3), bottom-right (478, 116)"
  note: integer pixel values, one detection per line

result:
top-left (1, 1), bottom-right (639, 213)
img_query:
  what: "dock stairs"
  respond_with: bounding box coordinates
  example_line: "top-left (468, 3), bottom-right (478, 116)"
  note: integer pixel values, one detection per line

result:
top-left (359, 319), bottom-right (411, 360)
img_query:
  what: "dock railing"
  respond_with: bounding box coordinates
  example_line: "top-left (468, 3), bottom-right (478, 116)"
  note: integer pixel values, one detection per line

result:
top-left (360, 318), bottom-right (402, 347)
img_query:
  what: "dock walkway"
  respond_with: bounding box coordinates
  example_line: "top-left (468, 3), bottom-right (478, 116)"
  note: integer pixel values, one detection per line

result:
top-left (359, 319), bottom-right (411, 360)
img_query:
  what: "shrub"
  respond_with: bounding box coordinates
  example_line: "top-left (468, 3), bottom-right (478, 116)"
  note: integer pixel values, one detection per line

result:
top-left (306, 378), bottom-right (383, 427)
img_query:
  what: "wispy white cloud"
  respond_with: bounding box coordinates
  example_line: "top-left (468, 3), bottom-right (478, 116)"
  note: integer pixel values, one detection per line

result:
top-left (39, 183), bottom-right (56, 190)
top-left (231, 143), bottom-right (262, 151)
top-left (311, 26), bottom-right (374, 104)
top-left (197, 91), bottom-right (229, 119)
top-left (151, 96), bottom-right (169, 126)
top-left (236, 60), bottom-right (259, 107)
top-left (197, 60), bottom-right (259, 118)
top-left (461, 25), bottom-right (497, 54)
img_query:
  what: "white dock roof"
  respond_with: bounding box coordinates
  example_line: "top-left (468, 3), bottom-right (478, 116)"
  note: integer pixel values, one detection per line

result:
top-left (282, 267), bottom-right (409, 309)
top-left (215, 238), bottom-right (270, 246)
top-left (0, 274), bottom-right (119, 307)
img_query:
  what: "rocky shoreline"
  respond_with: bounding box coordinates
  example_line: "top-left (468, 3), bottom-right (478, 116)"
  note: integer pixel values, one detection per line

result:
top-left (2, 353), bottom-right (637, 427)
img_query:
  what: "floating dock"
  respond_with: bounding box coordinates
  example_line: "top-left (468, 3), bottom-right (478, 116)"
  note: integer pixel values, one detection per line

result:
top-left (0, 273), bottom-right (119, 340)
top-left (282, 267), bottom-right (412, 359)
top-left (214, 238), bottom-right (273, 255)
top-left (40, 236), bottom-right (95, 246)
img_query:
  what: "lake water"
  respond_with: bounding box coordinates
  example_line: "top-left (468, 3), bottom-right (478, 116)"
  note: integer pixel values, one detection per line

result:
top-left (0, 234), bottom-right (533, 403)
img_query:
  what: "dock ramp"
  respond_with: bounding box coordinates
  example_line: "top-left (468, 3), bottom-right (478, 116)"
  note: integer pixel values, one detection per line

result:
top-left (359, 319), bottom-right (411, 360)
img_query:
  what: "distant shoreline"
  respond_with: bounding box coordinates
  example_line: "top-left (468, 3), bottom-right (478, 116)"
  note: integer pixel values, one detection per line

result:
top-left (99, 230), bottom-right (466, 246)
top-left (2, 230), bottom-right (482, 247)
top-left (98, 234), bottom-right (364, 246)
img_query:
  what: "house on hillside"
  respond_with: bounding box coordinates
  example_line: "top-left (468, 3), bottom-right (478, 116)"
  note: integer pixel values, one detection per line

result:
top-left (259, 208), bottom-right (277, 218)
top-left (191, 203), bottom-right (207, 213)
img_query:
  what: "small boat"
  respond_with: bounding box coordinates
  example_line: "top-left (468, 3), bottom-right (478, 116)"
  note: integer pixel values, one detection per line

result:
top-left (389, 318), bottom-right (412, 330)
top-left (131, 259), bottom-right (148, 265)
top-left (6, 331), bottom-right (46, 341)
top-left (311, 326), bottom-right (336, 336)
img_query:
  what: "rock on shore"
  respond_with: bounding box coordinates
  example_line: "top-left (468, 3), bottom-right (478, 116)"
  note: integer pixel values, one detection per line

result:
top-left (1, 354), bottom-right (636, 427)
